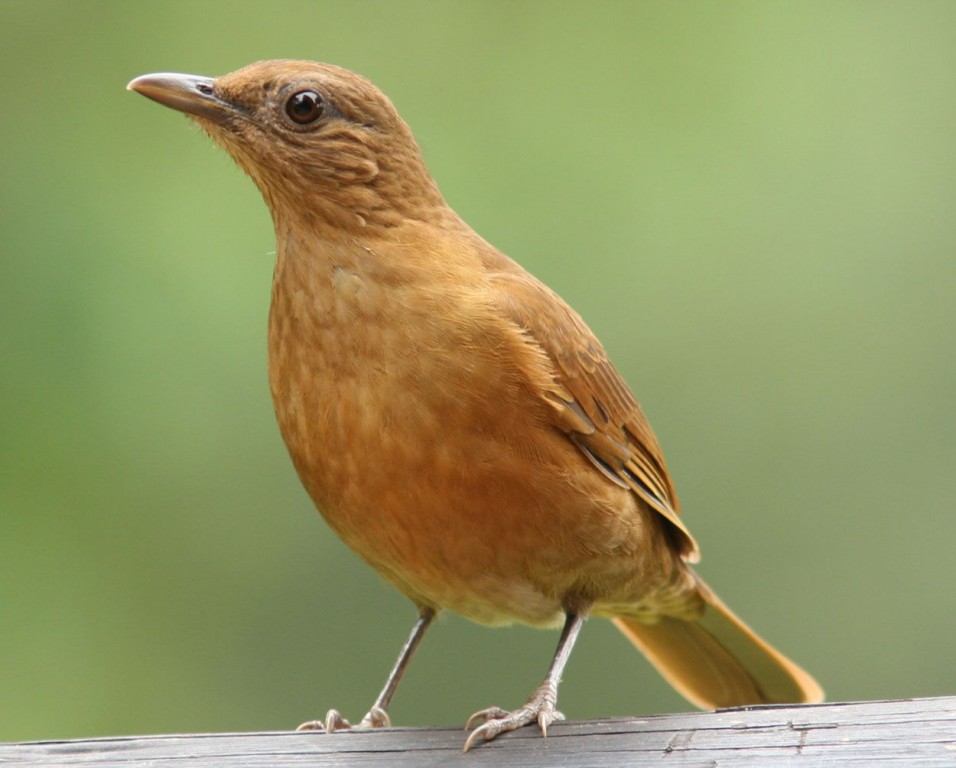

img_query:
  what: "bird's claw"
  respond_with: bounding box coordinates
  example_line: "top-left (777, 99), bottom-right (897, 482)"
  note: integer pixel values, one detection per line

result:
top-left (465, 706), bottom-right (509, 730)
top-left (359, 705), bottom-right (391, 728)
top-left (463, 684), bottom-right (564, 752)
top-left (295, 709), bottom-right (351, 733)
top-left (296, 706), bottom-right (392, 734)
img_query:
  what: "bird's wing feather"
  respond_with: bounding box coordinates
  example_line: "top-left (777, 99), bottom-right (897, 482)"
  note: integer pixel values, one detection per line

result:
top-left (488, 269), bottom-right (699, 562)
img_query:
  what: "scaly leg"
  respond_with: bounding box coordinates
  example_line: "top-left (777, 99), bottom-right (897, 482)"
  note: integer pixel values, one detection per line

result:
top-left (296, 607), bottom-right (435, 733)
top-left (464, 611), bottom-right (587, 751)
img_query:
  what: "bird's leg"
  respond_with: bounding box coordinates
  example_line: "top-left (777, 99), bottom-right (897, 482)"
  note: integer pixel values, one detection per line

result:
top-left (357, 607), bottom-right (436, 727)
top-left (296, 607), bottom-right (435, 733)
top-left (464, 611), bottom-right (587, 752)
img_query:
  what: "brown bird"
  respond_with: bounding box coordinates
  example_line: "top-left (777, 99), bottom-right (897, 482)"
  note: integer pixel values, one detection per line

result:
top-left (128, 60), bottom-right (822, 751)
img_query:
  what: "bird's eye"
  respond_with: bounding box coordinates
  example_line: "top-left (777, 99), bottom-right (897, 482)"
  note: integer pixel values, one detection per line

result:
top-left (286, 90), bottom-right (324, 124)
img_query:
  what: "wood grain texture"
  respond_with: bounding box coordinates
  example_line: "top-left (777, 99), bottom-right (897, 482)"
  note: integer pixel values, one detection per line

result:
top-left (4, 697), bottom-right (955, 767)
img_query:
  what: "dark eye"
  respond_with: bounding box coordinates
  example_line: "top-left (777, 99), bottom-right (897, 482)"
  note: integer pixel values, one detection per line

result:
top-left (286, 90), bottom-right (324, 124)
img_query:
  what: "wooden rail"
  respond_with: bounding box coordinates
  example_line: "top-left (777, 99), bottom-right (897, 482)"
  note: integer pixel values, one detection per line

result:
top-left (3, 696), bottom-right (954, 766)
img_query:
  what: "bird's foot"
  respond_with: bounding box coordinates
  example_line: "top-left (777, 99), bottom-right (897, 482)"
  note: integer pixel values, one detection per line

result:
top-left (463, 681), bottom-right (564, 752)
top-left (296, 706), bottom-right (391, 733)
top-left (359, 706), bottom-right (392, 728)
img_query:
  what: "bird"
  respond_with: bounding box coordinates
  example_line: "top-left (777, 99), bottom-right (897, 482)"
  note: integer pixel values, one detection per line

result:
top-left (128, 60), bottom-right (823, 751)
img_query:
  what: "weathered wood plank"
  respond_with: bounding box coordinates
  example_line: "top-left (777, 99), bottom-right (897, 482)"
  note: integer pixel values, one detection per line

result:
top-left (2, 697), bottom-right (955, 767)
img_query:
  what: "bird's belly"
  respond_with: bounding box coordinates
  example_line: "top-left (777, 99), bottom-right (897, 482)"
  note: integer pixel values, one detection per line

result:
top-left (270, 345), bottom-right (669, 626)
top-left (275, 377), bottom-right (548, 623)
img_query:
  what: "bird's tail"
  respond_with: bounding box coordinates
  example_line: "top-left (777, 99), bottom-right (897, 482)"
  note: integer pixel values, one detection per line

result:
top-left (612, 575), bottom-right (823, 708)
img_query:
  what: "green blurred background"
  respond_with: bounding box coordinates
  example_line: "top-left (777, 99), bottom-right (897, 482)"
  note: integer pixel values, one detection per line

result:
top-left (2, 0), bottom-right (955, 742)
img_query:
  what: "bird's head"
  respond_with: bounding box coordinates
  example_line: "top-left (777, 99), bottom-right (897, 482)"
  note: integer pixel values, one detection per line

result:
top-left (128, 60), bottom-right (447, 235)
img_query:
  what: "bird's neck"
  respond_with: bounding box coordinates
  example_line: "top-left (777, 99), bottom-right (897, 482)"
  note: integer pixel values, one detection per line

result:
top-left (263, 182), bottom-right (461, 245)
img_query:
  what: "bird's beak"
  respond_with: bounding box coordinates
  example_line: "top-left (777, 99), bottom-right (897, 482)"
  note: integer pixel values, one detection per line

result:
top-left (127, 72), bottom-right (240, 123)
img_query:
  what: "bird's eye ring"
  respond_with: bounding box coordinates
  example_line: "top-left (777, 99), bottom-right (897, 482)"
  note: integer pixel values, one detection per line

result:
top-left (286, 90), bottom-right (324, 125)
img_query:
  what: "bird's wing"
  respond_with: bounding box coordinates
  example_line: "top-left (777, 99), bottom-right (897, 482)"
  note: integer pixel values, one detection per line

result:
top-left (489, 269), bottom-right (699, 562)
